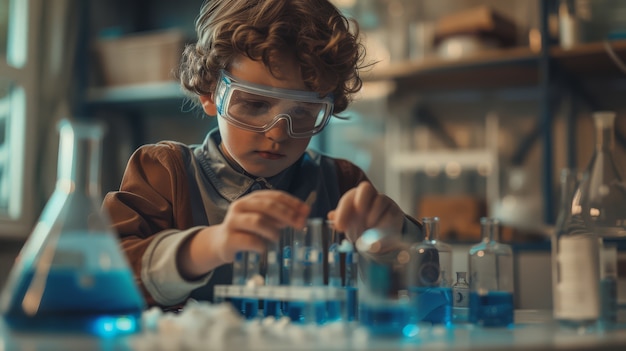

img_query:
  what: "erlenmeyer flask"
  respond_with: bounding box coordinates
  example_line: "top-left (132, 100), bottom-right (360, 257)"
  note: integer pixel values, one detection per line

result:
top-left (573, 111), bottom-right (626, 237)
top-left (0, 119), bottom-right (145, 335)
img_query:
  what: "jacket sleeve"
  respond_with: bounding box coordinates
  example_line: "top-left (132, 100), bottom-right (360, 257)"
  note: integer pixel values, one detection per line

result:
top-left (102, 142), bottom-right (208, 308)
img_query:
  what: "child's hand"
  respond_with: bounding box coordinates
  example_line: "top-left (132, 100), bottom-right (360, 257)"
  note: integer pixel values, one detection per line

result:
top-left (179, 190), bottom-right (310, 279)
top-left (213, 190), bottom-right (310, 262)
top-left (327, 181), bottom-right (405, 242)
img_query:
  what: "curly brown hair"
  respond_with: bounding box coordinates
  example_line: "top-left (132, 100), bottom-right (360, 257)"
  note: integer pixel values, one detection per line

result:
top-left (177, 0), bottom-right (367, 114)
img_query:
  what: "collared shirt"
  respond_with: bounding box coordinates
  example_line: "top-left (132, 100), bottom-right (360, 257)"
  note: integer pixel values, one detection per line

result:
top-left (103, 128), bottom-right (422, 307)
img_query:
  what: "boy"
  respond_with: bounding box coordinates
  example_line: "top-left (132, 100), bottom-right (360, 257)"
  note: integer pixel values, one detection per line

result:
top-left (103, 0), bottom-right (422, 309)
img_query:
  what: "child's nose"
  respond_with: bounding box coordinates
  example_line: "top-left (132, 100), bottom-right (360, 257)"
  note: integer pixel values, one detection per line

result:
top-left (264, 118), bottom-right (290, 142)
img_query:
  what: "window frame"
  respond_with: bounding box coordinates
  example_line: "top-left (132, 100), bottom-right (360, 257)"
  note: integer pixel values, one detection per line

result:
top-left (0, 0), bottom-right (42, 238)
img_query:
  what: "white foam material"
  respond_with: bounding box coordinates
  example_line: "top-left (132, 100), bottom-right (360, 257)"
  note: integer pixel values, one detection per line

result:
top-left (134, 300), bottom-right (362, 350)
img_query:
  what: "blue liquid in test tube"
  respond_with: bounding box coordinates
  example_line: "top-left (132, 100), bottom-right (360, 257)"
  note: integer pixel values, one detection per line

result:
top-left (230, 251), bottom-right (246, 315)
top-left (280, 228), bottom-right (293, 316)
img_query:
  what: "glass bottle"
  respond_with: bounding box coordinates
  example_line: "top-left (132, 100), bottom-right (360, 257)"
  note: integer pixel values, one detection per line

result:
top-left (574, 111), bottom-right (626, 238)
top-left (560, 111), bottom-right (626, 330)
top-left (468, 217), bottom-right (514, 327)
top-left (408, 217), bottom-right (453, 325)
top-left (552, 168), bottom-right (600, 329)
top-left (0, 119), bottom-right (145, 336)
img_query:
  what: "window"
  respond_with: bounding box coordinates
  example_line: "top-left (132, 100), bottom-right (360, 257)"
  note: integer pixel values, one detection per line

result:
top-left (0, 0), bottom-right (40, 238)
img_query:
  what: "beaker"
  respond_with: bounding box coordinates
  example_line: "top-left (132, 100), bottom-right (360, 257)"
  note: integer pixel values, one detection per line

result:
top-left (0, 119), bottom-right (145, 335)
top-left (356, 228), bottom-right (417, 337)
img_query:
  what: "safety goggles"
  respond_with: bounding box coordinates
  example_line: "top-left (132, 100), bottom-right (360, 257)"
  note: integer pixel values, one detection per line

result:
top-left (214, 70), bottom-right (334, 138)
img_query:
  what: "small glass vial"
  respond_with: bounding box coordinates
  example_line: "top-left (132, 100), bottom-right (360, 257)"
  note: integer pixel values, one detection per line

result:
top-left (468, 218), bottom-right (514, 327)
top-left (452, 272), bottom-right (470, 323)
top-left (408, 217), bottom-right (453, 325)
top-left (453, 272), bottom-right (470, 307)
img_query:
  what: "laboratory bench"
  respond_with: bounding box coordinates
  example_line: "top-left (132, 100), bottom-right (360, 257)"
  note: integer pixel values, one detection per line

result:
top-left (2, 309), bottom-right (626, 351)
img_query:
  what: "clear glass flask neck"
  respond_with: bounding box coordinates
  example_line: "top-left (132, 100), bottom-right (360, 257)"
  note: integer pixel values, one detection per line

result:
top-left (593, 111), bottom-right (615, 152)
top-left (574, 111), bottom-right (626, 237)
top-left (423, 216), bottom-right (440, 242)
top-left (480, 217), bottom-right (500, 243)
top-left (56, 120), bottom-right (104, 196)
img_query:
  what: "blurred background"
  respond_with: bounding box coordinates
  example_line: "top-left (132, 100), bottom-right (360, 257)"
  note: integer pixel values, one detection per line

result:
top-left (1, 0), bottom-right (625, 310)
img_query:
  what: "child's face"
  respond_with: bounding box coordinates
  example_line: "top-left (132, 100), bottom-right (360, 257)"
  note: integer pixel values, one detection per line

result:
top-left (200, 56), bottom-right (314, 178)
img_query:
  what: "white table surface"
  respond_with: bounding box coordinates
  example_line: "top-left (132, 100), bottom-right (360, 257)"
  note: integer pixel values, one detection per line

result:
top-left (2, 310), bottom-right (626, 351)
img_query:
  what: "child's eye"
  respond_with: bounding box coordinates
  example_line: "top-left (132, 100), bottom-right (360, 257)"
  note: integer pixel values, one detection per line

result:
top-left (230, 97), bottom-right (271, 117)
top-left (290, 105), bottom-right (318, 120)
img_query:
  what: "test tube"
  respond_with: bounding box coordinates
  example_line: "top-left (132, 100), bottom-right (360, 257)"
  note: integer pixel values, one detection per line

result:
top-left (242, 251), bottom-right (261, 319)
top-left (326, 221), bottom-right (359, 322)
top-left (289, 218), bottom-right (325, 323)
top-left (291, 218), bottom-right (324, 286)
top-left (326, 221), bottom-right (343, 322)
top-left (230, 251), bottom-right (246, 313)
top-left (345, 241), bottom-right (359, 322)
top-left (280, 227), bottom-right (293, 316)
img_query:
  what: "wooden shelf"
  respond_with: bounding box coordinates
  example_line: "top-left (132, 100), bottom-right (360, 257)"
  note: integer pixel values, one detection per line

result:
top-left (364, 40), bottom-right (626, 94)
top-left (363, 46), bottom-right (540, 92)
top-left (552, 40), bottom-right (626, 77)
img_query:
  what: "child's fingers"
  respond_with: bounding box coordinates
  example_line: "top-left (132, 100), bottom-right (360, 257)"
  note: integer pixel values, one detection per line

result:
top-left (233, 190), bottom-right (310, 228)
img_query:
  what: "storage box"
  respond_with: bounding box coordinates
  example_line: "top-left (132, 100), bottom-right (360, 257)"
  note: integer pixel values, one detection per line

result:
top-left (93, 29), bottom-right (186, 87)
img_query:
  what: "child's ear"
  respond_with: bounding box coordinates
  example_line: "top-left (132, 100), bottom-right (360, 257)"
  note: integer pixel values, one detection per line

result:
top-left (199, 94), bottom-right (217, 116)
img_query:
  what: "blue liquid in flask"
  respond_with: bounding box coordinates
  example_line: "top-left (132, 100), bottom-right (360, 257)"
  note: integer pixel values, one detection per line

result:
top-left (411, 286), bottom-right (453, 325)
top-left (359, 302), bottom-right (413, 337)
top-left (2, 234), bottom-right (145, 336)
top-left (468, 291), bottom-right (514, 327)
